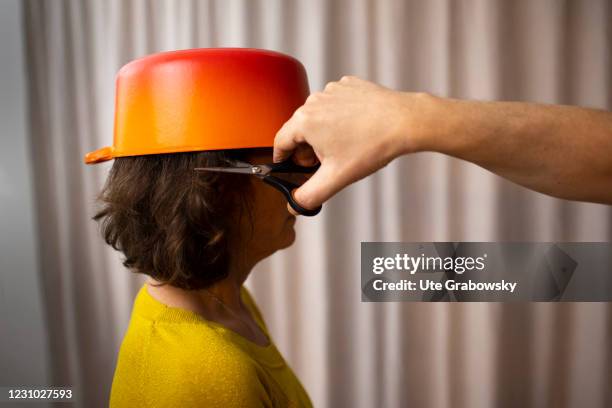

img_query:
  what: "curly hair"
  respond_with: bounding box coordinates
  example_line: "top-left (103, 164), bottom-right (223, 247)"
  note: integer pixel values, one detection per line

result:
top-left (93, 150), bottom-right (254, 290)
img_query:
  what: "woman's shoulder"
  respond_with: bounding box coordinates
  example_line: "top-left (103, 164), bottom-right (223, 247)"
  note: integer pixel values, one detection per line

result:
top-left (111, 289), bottom-right (268, 407)
top-left (116, 300), bottom-right (260, 374)
top-left (118, 286), bottom-right (253, 365)
top-left (111, 329), bottom-right (268, 407)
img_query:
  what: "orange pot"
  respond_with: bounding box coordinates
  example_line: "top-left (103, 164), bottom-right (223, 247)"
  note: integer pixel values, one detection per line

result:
top-left (84, 48), bottom-right (309, 164)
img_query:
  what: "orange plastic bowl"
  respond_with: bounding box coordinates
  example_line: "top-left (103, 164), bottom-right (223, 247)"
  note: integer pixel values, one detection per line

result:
top-left (84, 48), bottom-right (309, 164)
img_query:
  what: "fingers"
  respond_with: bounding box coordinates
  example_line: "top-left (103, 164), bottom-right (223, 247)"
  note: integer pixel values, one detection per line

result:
top-left (291, 163), bottom-right (339, 211)
top-left (273, 111), bottom-right (304, 163)
top-left (293, 144), bottom-right (318, 166)
top-left (287, 202), bottom-right (299, 216)
top-left (274, 76), bottom-right (366, 163)
top-left (273, 123), bottom-right (296, 163)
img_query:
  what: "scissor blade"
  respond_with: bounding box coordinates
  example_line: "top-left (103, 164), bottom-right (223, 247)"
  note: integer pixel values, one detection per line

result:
top-left (194, 167), bottom-right (253, 175)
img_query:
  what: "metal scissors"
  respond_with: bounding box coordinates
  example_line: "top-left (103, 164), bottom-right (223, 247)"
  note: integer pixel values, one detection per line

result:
top-left (194, 159), bottom-right (322, 216)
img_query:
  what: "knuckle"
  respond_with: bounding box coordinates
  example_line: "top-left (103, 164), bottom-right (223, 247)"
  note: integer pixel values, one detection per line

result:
top-left (293, 106), bottom-right (310, 122)
top-left (323, 81), bottom-right (338, 92)
top-left (306, 92), bottom-right (322, 103)
top-left (339, 75), bottom-right (356, 83)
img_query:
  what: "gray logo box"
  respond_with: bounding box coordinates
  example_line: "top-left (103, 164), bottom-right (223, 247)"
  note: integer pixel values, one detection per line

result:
top-left (361, 242), bottom-right (612, 302)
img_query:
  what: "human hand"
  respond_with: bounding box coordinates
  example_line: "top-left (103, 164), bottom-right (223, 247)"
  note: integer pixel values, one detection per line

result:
top-left (274, 76), bottom-right (432, 213)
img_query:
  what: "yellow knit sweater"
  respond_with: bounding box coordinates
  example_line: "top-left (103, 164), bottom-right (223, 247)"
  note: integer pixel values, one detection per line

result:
top-left (110, 284), bottom-right (313, 407)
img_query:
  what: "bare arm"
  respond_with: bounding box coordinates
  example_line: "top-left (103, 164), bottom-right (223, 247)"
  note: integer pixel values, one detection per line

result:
top-left (426, 98), bottom-right (612, 204)
top-left (273, 76), bottom-right (612, 211)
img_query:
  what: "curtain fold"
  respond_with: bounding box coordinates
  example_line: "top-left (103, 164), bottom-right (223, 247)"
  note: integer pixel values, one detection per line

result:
top-left (23, 0), bottom-right (612, 407)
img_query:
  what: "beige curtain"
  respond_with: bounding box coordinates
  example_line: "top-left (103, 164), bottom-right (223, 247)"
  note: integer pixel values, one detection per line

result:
top-left (23, 0), bottom-right (612, 407)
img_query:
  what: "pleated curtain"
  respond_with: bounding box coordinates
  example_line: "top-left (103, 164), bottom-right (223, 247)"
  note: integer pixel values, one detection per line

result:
top-left (23, 0), bottom-right (612, 407)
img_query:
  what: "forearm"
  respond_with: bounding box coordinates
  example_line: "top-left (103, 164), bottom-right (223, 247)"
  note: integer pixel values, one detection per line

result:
top-left (273, 76), bottom-right (612, 209)
top-left (408, 95), bottom-right (612, 204)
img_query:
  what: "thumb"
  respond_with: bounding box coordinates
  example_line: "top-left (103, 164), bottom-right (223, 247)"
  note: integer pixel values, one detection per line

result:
top-left (291, 163), bottom-right (340, 211)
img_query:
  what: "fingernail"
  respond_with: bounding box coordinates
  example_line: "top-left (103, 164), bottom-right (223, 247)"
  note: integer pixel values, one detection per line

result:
top-left (287, 202), bottom-right (299, 216)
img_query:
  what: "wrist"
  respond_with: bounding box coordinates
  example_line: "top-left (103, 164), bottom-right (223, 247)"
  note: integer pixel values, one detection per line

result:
top-left (395, 91), bottom-right (451, 155)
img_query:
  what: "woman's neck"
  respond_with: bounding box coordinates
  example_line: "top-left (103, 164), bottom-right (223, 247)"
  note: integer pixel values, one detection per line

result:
top-left (147, 252), bottom-right (256, 313)
top-left (145, 253), bottom-right (271, 346)
top-left (200, 267), bottom-right (249, 310)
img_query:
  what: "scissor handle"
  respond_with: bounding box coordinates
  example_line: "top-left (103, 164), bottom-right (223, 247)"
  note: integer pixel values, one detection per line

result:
top-left (267, 160), bottom-right (320, 174)
top-left (263, 176), bottom-right (322, 216)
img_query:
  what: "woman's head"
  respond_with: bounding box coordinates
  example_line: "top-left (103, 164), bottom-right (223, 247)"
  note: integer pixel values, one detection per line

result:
top-left (94, 148), bottom-right (295, 290)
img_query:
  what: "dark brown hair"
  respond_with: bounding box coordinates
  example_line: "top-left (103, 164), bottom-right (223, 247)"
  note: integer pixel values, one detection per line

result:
top-left (93, 150), bottom-right (254, 290)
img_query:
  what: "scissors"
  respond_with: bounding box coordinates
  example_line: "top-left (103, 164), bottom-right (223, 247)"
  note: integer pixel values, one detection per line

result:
top-left (194, 159), bottom-right (322, 216)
